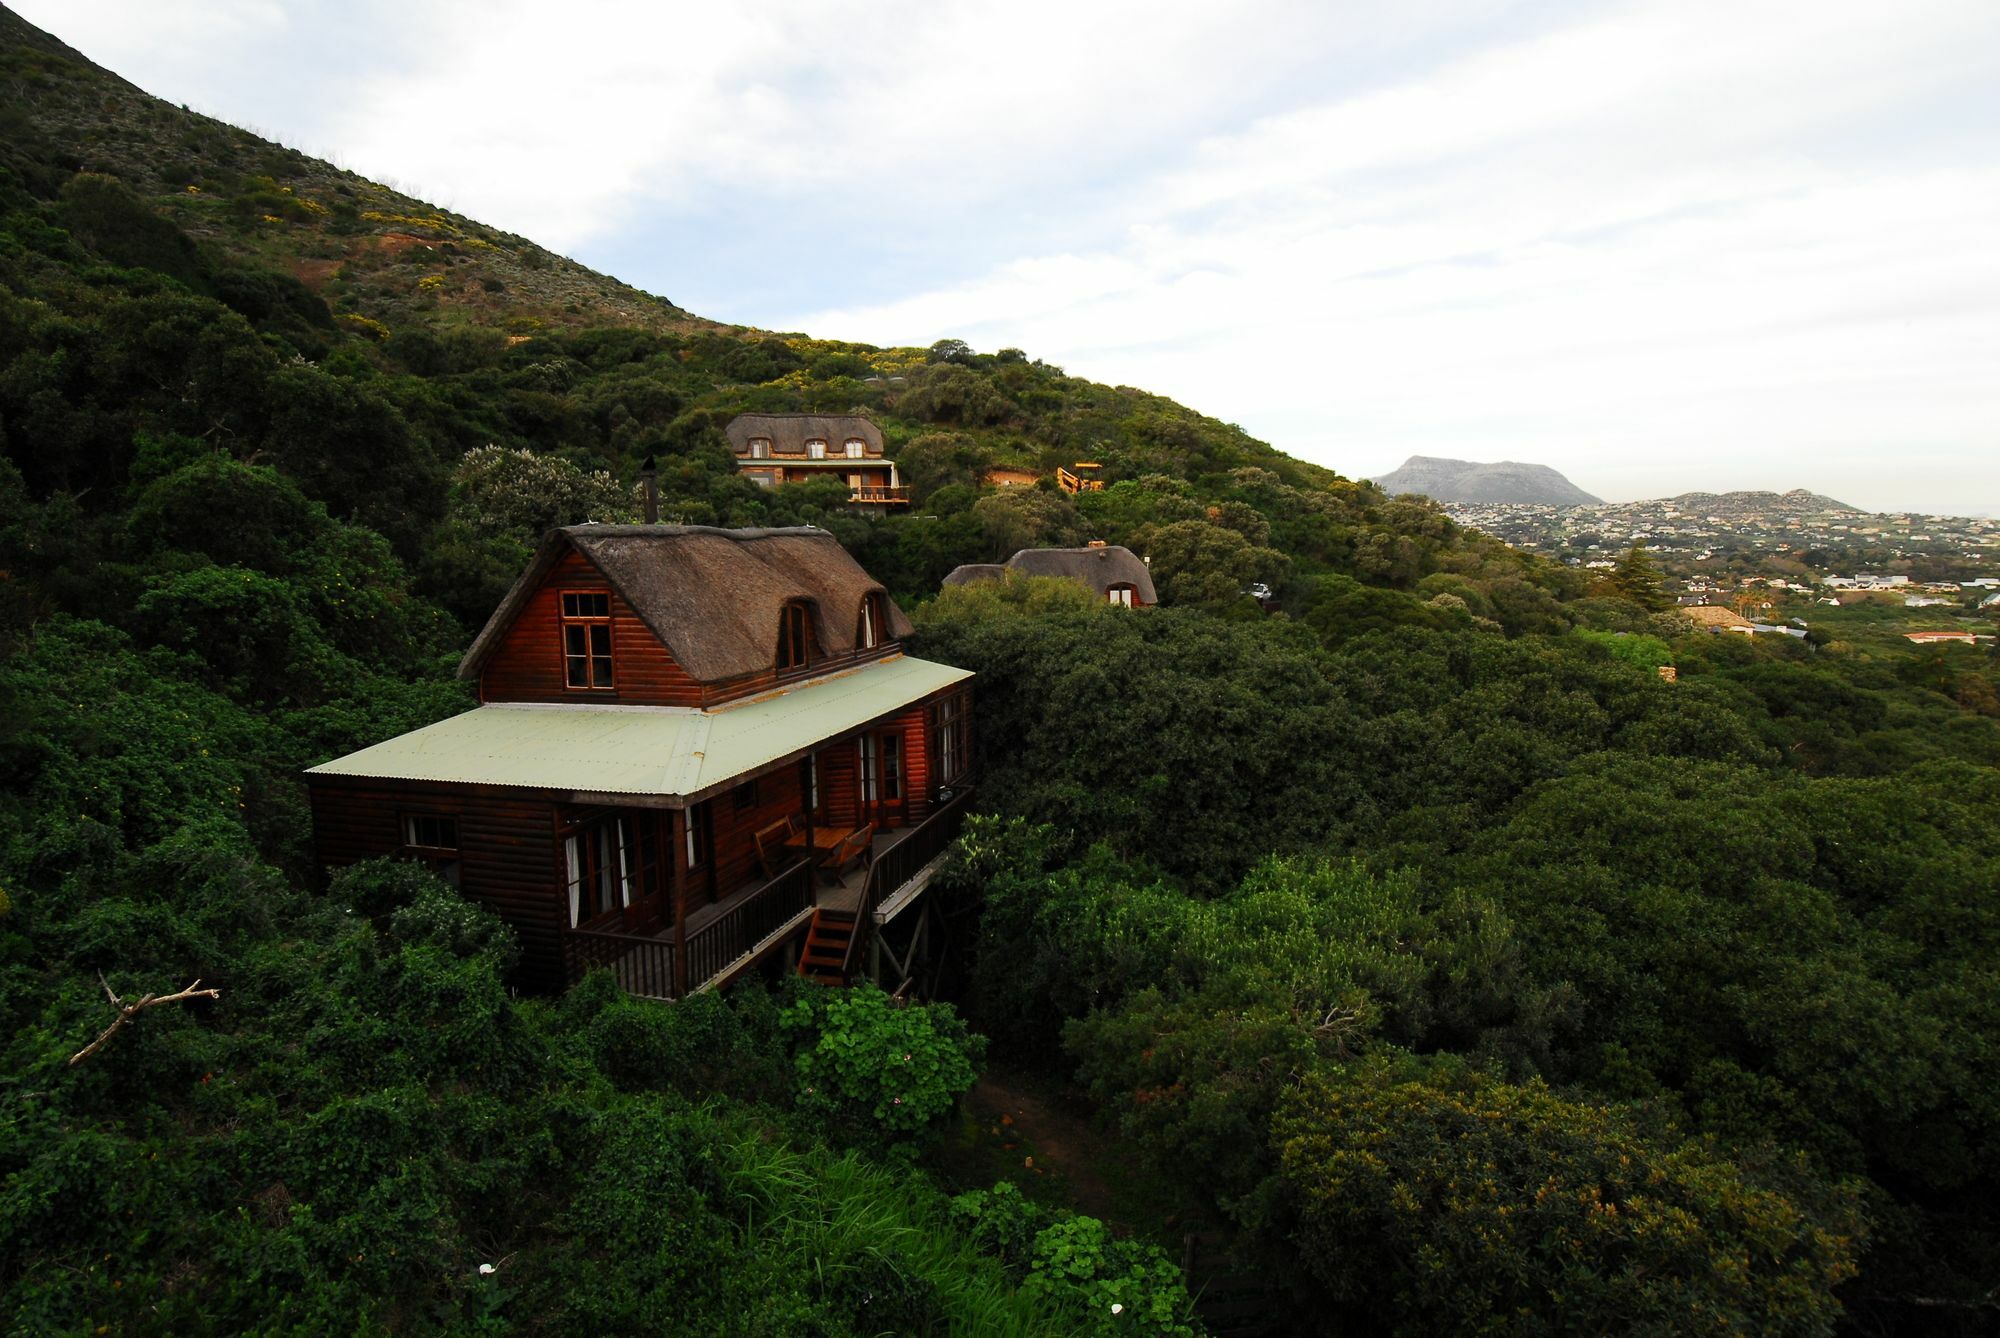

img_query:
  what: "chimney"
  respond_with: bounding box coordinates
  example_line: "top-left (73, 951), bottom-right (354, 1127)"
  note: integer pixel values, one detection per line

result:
top-left (640, 454), bottom-right (658, 524)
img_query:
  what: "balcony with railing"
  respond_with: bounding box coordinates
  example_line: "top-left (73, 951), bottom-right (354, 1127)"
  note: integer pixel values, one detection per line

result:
top-left (848, 484), bottom-right (910, 505)
top-left (560, 786), bottom-right (975, 1000)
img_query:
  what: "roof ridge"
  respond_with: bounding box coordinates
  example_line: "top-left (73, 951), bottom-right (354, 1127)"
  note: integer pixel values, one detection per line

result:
top-left (559, 523), bottom-right (830, 542)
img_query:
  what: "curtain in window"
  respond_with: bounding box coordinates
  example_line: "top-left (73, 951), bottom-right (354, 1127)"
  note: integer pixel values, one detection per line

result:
top-left (615, 819), bottom-right (632, 908)
top-left (565, 835), bottom-right (582, 928)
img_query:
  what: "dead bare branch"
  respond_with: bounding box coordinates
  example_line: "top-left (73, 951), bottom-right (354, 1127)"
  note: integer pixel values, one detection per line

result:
top-left (68, 978), bottom-right (220, 1067)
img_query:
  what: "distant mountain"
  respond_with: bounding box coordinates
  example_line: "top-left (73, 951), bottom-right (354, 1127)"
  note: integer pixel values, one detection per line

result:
top-left (1375, 456), bottom-right (1601, 506)
top-left (1663, 489), bottom-right (1859, 517)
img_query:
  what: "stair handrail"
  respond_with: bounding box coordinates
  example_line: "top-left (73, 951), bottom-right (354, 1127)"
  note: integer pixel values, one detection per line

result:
top-left (840, 786), bottom-right (974, 982)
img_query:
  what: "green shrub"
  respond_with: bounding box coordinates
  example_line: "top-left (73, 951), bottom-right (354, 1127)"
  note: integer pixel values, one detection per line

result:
top-left (781, 984), bottom-right (985, 1145)
top-left (950, 1183), bottom-right (1198, 1336)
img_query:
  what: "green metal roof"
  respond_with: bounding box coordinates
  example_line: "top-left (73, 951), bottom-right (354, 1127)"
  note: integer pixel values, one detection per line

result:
top-left (307, 654), bottom-right (970, 803)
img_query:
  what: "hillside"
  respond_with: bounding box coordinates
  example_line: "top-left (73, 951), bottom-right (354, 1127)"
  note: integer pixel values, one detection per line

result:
top-left (1374, 454), bottom-right (1601, 506)
top-left (1664, 487), bottom-right (1859, 516)
top-left (0, 6), bottom-right (697, 338)
top-left (0, 0), bottom-right (1570, 642)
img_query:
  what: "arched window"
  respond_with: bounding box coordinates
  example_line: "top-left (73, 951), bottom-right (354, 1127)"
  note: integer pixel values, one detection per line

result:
top-left (807, 438), bottom-right (828, 459)
top-left (777, 599), bottom-right (816, 670)
top-left (858, 591), bottom-right (890, 649)
top-left (844, 438), bottom-right (866, 458)
top-left (1106, 583), bottom-right (1136, 608)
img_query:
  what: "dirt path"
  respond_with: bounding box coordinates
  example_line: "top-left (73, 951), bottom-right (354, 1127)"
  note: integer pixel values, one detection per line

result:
top-left (964, 1067), bottom-right (1125, 1225)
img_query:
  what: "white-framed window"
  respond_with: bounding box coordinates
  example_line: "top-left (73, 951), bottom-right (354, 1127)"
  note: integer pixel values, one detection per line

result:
top-left (858, 734), bottom-right (878, 805)
top-left (844, 438), bottom-right (865, 458)
top-left (807, 438), bottom-right (828, 459)
top-left (749, 437), bottom-right (771, 458)
top-left (1107, 583), bottom-right (1136, 607)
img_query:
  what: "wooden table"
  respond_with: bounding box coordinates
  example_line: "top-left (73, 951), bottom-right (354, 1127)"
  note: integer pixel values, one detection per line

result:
top-left (783, 826), bottom-right (859, 881)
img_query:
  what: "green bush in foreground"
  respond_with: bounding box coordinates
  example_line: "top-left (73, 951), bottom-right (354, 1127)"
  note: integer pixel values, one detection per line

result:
top-left (951, 1182), bottom-right (1198, 1336)
top-left (783, 983), bottom-right (985, 1147)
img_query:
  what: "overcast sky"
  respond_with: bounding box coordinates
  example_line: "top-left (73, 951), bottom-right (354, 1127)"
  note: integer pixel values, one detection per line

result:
top-left (24, 0), bottom-right (2000, 513)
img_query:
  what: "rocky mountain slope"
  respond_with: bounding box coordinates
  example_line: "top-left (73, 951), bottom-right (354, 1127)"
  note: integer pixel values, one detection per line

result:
top-left (1374, 455), bottom-right (1602, 506)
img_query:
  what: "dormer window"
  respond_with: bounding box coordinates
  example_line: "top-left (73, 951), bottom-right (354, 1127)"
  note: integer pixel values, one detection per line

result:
top-left (858, 592), bottom-right (889, 649)
top-left (807, 439), bottom-right (828, 459)
top-left (777, 599), bottom-right (816, 671)
top-left (844, 438), bottom-right (866, 459)
top-left (560, 591), bottom-right (614, 689)
top-left (749, 437), bottom-right (771, 459)
top-left (1107, 583), bottom-right (1137, 608)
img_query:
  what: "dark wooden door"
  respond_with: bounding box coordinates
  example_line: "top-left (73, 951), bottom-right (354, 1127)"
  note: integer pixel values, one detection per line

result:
top-left (858, 731), bottom-right (907, 829)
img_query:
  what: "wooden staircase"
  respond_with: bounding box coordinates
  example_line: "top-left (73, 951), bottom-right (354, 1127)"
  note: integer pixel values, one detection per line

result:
top-left (796, 909), bottom-right (857, 985)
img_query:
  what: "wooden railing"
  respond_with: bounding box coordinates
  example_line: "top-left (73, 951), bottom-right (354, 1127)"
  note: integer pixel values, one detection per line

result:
top-left (849, 485), bottom-right (909, 504)
top-left (843, 786), bottom-right (975, 980)
top-left (686, 857), bottom-right (815, 990)
top-left (566, 925), bottom-right (679, 1000)
top-left (564, 857), bottom-right (814, 1000)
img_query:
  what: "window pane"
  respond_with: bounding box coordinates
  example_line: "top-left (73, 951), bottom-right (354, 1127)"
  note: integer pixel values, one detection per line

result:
top-left (882, 735), bottom-right (902, 799)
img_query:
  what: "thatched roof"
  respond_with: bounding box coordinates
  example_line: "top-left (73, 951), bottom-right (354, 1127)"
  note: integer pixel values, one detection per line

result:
top-left (1681, 605), bottom-right (1755, 629)
top-left (459, 525), bottom-right (913, 684)
top-left (725, 413), bottom-right (884, 456)
top-left (941, 564), bottom-right (1008, 588)
top-left (941, 546), bottom-right (1157, 604)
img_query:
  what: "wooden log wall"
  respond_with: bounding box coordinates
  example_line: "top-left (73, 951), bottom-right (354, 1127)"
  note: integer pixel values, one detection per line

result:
top-left (307, 777), bottom-right (568, 992)
top-left (480, 550), bottom-right (703, 705)
top-left (705, 762), bottom-right (810, 903)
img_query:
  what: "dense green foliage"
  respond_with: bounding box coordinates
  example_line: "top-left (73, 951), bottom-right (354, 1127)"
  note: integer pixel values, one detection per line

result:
top-left (917, 591), bottom-right (2000, 1333)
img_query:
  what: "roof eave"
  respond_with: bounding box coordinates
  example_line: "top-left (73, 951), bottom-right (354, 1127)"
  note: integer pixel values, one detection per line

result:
top-left (455, 530), bottom-right (574, 680)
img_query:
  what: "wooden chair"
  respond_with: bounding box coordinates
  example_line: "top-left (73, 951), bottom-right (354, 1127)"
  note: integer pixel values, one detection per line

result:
top-left (752, 818), bottom-right (793, 877)
top-left (826, 822), bottom-right (875, 882)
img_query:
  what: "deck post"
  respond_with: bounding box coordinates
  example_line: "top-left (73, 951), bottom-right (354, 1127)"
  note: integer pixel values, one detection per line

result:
top-left (802, 753), bottom-right (816, 884)
top-left (671, 806), bottom-right (689, 997)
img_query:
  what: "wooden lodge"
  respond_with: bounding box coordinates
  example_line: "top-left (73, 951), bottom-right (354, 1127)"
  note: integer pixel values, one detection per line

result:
top-left (307, 525), bottom-right (974, 998)
top-left (726, 413), bottom-right (909, 507)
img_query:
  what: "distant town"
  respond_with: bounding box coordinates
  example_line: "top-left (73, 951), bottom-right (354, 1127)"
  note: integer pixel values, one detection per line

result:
top-left (1442, 492), bottom-right (2000, 638)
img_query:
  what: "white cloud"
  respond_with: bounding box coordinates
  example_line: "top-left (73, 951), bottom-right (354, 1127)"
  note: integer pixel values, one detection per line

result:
top-left (787, 0), bottom-right (2000, 510)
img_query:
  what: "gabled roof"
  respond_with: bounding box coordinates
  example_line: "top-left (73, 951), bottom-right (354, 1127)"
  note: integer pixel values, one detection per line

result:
top-left (315, 654), bottom-right (971, 804)
top-left (458, 525), bottom-right (913, 684)
top-left (943, 545), bottom-right (1157, 603)
top-left (725, 413), bottom-right (884, 455)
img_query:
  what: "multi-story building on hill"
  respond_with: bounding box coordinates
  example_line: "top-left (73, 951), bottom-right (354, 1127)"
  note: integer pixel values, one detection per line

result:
top-left (306, 525), bottom-right (973, 998)
top-left (726, 413), bottom-right (908, 506)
